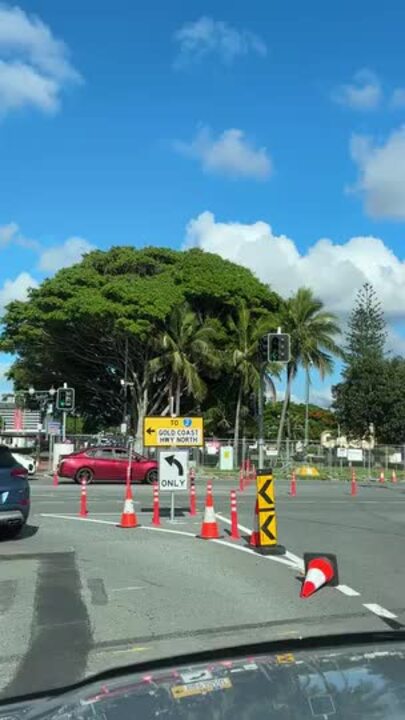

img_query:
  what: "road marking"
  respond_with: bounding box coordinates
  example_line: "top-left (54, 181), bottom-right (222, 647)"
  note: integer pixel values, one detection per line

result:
top-left (111, 586), bottom-right (146, 592)
top-left (336, 584), bottom-right (361, 597)
top-left (363, 603), bottom-right (398, 619)
top-left (41, 514), bottom-right (117, 525)
top-left (216, 512), bottom-right (251, 535)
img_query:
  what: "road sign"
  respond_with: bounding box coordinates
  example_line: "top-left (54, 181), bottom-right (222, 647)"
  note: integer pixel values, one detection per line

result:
top-left (47, 420), bottom-right (61, 435)
top-left (159, 450), bottom-right (189, 491)
top-left (253, 470), bottom-right (285, 555)
top-left (144, 416), bottom-right (204, 447)
top-left (347, 448), bottom-right (363, 462)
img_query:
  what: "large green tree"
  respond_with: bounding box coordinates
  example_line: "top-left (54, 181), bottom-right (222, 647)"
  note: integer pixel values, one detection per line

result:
top-left (0, 246), bottom-right (281, 444)
top-left (332, 283), bottom-right (387, 439)
top-left (276, 287), bottom-right (342, 452)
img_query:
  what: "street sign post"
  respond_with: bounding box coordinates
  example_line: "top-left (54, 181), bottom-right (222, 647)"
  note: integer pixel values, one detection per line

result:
top-left (144, 417), bottom-right (204, 447)
top-left (158, 449), bottom-right (189, 523)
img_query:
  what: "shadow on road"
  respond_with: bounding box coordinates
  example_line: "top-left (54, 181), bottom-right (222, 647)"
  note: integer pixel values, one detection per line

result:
top-left (0, 524), bottom-right (39, 542)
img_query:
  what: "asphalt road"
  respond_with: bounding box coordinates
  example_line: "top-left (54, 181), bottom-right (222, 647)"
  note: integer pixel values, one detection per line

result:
top-left (0, 473), bottom-right (404, 702)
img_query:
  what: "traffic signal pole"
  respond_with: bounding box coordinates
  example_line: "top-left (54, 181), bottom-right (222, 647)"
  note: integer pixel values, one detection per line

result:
top-left (62, 382), bottom-right (67, 441)
top-left (258, 364), bottom-right (265, 470)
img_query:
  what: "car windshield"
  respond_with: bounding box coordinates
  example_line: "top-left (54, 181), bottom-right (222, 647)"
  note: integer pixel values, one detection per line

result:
top-left (0, 0), bottom-right (404, 712)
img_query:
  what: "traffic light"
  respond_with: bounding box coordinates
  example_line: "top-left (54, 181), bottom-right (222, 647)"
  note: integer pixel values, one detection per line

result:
top-left (56, 387), bottom-right (75, 411)
top-left (268, 333), bottom-right (291, 363)
top-left (258, 335), bottom-right (269, 361)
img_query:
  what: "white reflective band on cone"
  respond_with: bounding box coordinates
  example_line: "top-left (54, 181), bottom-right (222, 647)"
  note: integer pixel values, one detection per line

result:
top-left (305, 567), bottom-right (327, 589)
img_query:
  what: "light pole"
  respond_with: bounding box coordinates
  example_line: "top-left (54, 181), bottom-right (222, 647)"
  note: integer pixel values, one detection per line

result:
top-left (304, 361), bottom-right (313, 452)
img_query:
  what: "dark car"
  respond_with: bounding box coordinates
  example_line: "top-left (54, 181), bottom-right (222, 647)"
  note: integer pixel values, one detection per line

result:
top-left (57, 446), bottom-right (158, 484)
top-left (0, 445), bottom-right (30, 537)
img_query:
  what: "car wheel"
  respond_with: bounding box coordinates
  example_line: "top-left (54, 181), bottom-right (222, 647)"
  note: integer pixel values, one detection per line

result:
top-left (145, 469), bottom-right (158, 484)
top-left (75, 467), bottom-right (94, 484)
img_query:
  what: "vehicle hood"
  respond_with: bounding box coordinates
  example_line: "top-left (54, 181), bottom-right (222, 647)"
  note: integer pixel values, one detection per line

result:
top-left (2, 635), bottom-right (405, 719)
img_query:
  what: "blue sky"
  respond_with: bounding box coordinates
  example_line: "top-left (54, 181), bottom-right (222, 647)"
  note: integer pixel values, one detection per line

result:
top-left (2, 1), bottom-right (405, 405)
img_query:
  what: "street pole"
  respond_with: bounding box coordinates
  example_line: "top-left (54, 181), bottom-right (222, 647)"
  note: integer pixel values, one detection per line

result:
top-left (123, 336), bottom-right (129, 430)
top-left (304, 366), bottom-right (310, 451)
top-left (62, 381), bottom-right (67, 441)
top-left (258, 364), bottom-right (265, 470)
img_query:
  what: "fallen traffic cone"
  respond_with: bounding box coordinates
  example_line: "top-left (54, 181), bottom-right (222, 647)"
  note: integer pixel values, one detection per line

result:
top-left (300, 554), bottom-right (338, 598)
top-left (52, 470), bottom-right (59, 487)
top-left (249, 499), bottom-right (260, 547)
top-left (79, 479), bottom-right (88, 517)
top-left (379, 470), bottom-right (385, 484)
top-left (152, 482), bottom-right (160, 526)
top-left (229, 489), bottom-right (240, 540)
top-left (351, 468), bottom-right (357, 496)
top-left (120, 483), bottom-right (138, 529)
top-left (289, 471), bottom-right (297, 497)
top-left (392, 470), bottom-right (398, 484)
top-left (198, 482), bottom-right (221, 539)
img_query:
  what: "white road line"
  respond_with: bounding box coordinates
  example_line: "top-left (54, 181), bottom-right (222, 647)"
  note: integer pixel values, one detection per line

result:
top-left (363, 603), bottom-right (398, 619)
top-left (216, 512), bottom-right (252, 535)
top-left (41, 513), bottom-right (117, 525)
top-left (336, 584), bottom-right (361, 597)
top-left (111, 586), bottom-right (146, 592)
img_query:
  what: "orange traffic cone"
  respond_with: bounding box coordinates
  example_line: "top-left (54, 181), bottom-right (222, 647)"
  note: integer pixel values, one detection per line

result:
top-left (300, 556), bottom-right (336, 598)
top-left (379, 470), bottom-right (385, 484)
top-left (198, 483), bottom-right (221, 539)
top-left (79, 479), bottom-right (88, 517)
top-left (392, 470), bottom-right (398, 484)
top-left (249, 500), bottom-right (260, 547)
top-left (52, 470), bottom-right (59, 487)
top-left (189, 481), bottom-right (197, 516)
top-left (239, 467), bottom-right (244, 492)
top-left (120, 483), bottom-right (138, 528)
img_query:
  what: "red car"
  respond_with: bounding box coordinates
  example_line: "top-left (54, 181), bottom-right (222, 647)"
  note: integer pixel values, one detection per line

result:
top-left (57, 446), bottom-right (158, 484)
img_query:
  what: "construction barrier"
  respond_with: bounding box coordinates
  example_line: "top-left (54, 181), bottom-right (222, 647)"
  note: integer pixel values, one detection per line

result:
top-left (189, 481), bottom-right (197, 516)
top-left (249, 469), bottom-right (285, 555)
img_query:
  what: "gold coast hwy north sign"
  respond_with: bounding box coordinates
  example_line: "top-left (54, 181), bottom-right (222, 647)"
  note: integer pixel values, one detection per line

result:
top-left (143, 416), bottom-right (204, 447)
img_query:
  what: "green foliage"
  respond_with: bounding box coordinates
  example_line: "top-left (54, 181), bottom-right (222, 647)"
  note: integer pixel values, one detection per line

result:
top-left (276, 287), bottom-right (342, 449)
top-left (0, 246), bottom-right (280, 432)
top-left (257, 402), bottom-right (336, 441)
top-left (333, 283), bottom-right (388, 439)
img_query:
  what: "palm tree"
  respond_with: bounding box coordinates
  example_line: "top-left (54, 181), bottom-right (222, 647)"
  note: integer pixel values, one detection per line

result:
top-left (227, 301), bottom-right (279, 467)
top-left (276, 288), bottom-right (342, 453)
top-left (150, 303), bottom-right (220, 415)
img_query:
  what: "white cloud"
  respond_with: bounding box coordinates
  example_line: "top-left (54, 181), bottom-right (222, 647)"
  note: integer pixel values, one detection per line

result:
top-left (38, 236), bottom-right (94, 273)
top-left (350, 126), bottom-right (405, 219)
top-left (175, 127), bottom-right (271, 180)
top-left (173, 16), bottom-right (266, 66)
top-left (0, 221), bottom-right (39, 249)
top-left (0, 4), bottom-right (81, 115)
top-left (390, 87), bottom-right (405, 109)
top-left (0, 271), bottom-right (38, 313)
top-left (332, 69), bottom-right (382, 111)
top-left (184, 210), bottom-right (405, 320)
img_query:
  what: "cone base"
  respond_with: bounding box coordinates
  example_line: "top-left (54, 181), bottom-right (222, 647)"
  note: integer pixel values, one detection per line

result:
top-left (197, 526), bottom-right (223, 540)
top-left (252, 544), bottom-right (286, 556)
top-left (120, 516), bottom-right (138, 528)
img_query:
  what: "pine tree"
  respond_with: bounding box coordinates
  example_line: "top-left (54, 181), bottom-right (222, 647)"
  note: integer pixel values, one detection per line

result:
top-left (332, 283), bottom-right (387, 439)
top-left (345, 282), bottom-right (386, 360)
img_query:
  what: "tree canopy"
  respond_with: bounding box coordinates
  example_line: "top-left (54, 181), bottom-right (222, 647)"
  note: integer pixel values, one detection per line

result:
top-left (0, 246), bottom-right (281, 437)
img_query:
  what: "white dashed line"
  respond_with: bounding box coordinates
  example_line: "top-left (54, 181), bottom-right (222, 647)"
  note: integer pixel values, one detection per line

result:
top-left (336, 584), bottom-right (361, 597)
top-left (363, 603), bottom-right (398, 619)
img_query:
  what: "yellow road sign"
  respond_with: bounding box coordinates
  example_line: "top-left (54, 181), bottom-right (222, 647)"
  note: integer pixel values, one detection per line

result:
top-left (256, 471), bottom-right (278, 548)
top-left (143, 416), bottom-right (204, 447)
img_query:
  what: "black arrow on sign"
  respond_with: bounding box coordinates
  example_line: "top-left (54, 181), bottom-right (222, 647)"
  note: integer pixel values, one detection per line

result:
top-left (165, 455), bottom-right (184, 476)
top-left (260, 514), bottom-right (276, 542)
top-left (146, 427), bottom-right (155, 435)
top-left (258, 478), bottom-right (273, 505)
